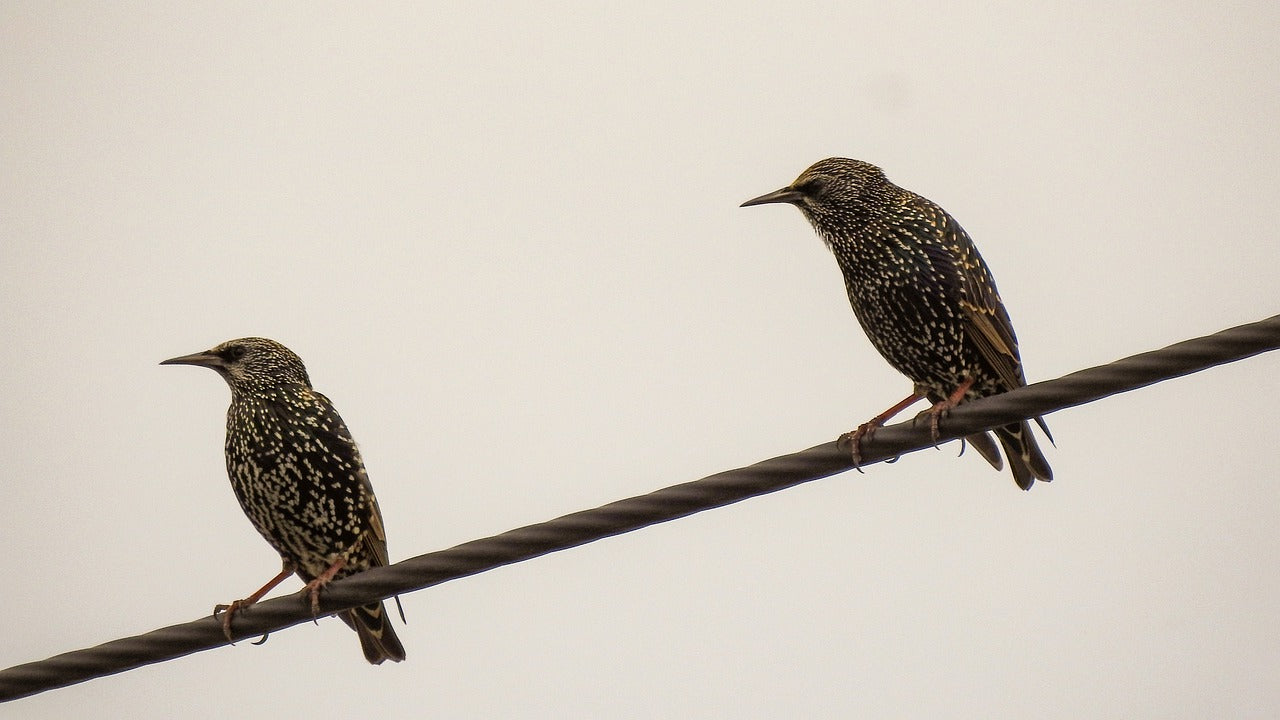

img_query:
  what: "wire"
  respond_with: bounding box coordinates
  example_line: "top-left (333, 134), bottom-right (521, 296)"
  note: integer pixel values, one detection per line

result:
top-left (1, 313), bottom-right (1277, 702)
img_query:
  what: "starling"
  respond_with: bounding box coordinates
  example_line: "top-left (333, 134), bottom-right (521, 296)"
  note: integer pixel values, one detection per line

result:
top-left (742, 158), bottom-right (1052, 489)
top-left (163, 337), bottom-right (406, 663)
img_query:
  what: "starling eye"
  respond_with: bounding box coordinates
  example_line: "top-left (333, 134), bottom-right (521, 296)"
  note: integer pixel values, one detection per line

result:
top-left (221, 345), bottom-right (247, 362)
top-left (797, 177), bottom-right (828, 197)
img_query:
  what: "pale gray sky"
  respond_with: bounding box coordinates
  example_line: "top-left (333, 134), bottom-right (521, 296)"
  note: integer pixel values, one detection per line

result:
top-left (3, 2), bottom-right (1279, 718)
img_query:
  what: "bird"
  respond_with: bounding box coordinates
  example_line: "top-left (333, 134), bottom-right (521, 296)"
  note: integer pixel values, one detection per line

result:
top-left (162, 337), bottom-right (406, 663)
top-left (741, 157), bottom-right (1052, 489)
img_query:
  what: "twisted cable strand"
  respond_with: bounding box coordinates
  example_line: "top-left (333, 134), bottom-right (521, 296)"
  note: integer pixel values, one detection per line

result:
top-left (1, 314), bottom-right (1276, 702)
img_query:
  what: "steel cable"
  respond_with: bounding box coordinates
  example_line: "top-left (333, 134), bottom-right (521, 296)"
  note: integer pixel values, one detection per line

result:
top-left (1, 313), bottom-right (1277, 702)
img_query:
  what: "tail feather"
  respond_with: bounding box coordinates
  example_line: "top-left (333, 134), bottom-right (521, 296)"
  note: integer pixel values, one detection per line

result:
top-left (338, 601), bottom-right (406, 664)
top-left (994, 419), bottom-right (1053, 491)
top-left (964, 432), bottom-right (1003, 471)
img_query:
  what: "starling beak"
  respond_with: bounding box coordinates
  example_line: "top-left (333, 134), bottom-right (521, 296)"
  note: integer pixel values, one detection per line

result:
top-left (159, 351), bottom-right (224, 369)
top-left (740, 187), bottom-right (804, 207)
top-left (742, 158), bottom-right (1053, 489)
top-left (165, 337), bottom-right (406, 663)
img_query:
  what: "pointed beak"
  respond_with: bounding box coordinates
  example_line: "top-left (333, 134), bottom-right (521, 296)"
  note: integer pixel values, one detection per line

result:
top-left (741, 186), bottom-right (804, 208)
top-left (160, 350), bottom-right (224, 369)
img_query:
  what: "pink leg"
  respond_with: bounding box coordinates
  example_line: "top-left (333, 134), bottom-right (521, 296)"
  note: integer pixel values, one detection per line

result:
top-left (920, 377), bottom-right (975, 441)
top-left (838, 392), bottom-right (924, 467)
top-left (302, 557), bottom-right (348, 617)
top-left (214, 560), bottom-right (295, 642)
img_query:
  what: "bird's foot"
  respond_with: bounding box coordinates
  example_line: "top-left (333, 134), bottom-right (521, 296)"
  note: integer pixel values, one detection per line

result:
top-left (837, 391), bottom-right (925, 470)
top-left (213, 598), bottom-right (252, 643)
top-left (913, 378), bottom-right (975, 445)
top-left (301, 557), bottom-right (348, 619)
top-left (838, 420), bottom-right (884, 471)
top-left (212, 562), bottom-right (295, 644)
top-left (913, 398), bottom-right (955, 445)
top-left (302, 580), bottom-right (327, 620)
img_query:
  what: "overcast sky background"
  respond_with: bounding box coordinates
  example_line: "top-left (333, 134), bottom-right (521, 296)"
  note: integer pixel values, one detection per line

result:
top-left (3, 3), bottom-right (1279, 718)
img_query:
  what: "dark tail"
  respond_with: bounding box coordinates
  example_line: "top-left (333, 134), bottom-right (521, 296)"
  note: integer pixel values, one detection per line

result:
top-left (994, 419), bottom-right (1053, 491)
top-left (965, 432), bottom-right (1004, 471)
top-left (338, 601), bottom-right (406, 664)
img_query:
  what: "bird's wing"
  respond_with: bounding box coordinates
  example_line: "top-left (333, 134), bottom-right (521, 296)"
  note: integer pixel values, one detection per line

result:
top-left (362, 482), bottom-right (392, 568)
top-left (311, 390), bottom-right (392, 568)
top-left (948, 220), bottom-right (1027, 390)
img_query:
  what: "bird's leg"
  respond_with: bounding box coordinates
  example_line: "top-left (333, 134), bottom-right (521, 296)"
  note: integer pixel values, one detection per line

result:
top-left (214, 559), bottom-right (295, 643)
top-left (838, 391), bottom-right (924, 468)
top-left (916, 377), bottom-right (975, 443)
top-left (301, 556), bottom-right (348, 618)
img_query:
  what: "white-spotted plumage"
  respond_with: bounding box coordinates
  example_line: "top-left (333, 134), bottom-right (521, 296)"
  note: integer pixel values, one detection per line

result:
top-left (164, 337), bottom-right (406, 663)
top-left (744, 158), bottom-right (1053, 489)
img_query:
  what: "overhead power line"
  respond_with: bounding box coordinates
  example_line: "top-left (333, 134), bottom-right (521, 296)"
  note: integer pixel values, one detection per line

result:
top-left (1, 313), bottom-right (1277, 702)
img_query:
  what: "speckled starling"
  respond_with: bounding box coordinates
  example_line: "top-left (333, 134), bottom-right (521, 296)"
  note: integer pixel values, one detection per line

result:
top-left (742, 158), bottom-right (1052, 489)
top-left (162, 337), bottom-right (406, 663)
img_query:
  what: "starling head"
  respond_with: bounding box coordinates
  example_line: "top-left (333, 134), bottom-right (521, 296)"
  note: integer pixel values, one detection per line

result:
top-left (161, 337), bottom-right (312, 395)
top-left (741, 157), bottom-right (894, 231)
